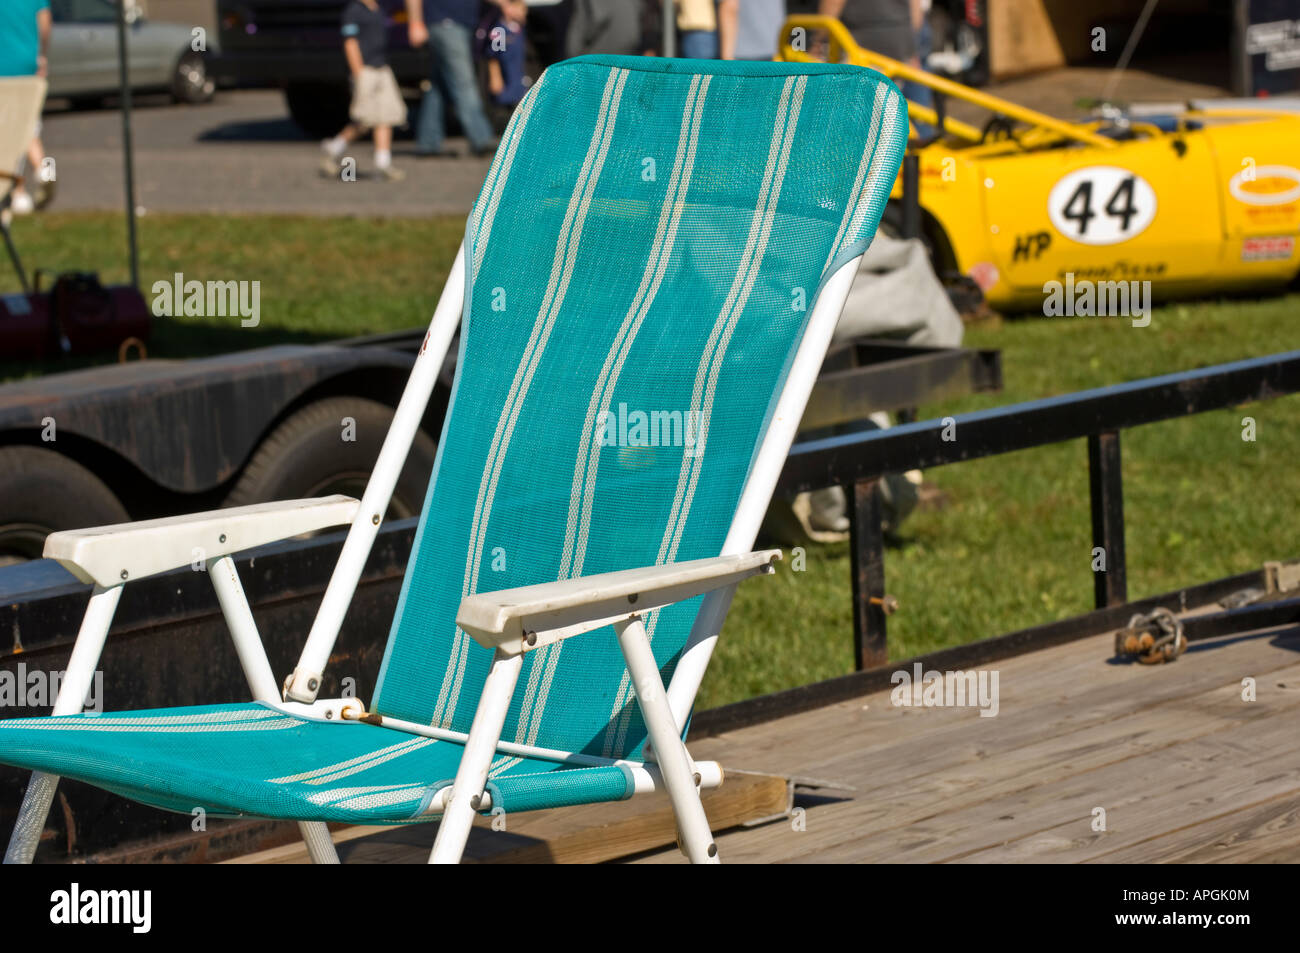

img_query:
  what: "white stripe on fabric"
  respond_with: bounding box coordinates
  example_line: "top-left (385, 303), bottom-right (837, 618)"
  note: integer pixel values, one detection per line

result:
top-left (512, 74), bottom-right (713, 750)
top-left (324, 789), bottom-right (429, 813)
top-left (432, 67), bottom-right (631, 730)
top-left (268, 736), bottom-right (436, 785)
top-left (305, 782), bottom-right (430, 809)
top-left (470, 75), bottom-right (544, 275)
top-left (823, 83), bottom-right (888, 273)
top-left (601, 76), bottom-right (807, 757)
top-left (845, 92), bottom-right (904, 247)
top-left (6, 717), bottom-right (300, 734)
top-left (29, 709), bottom-right (281, 727)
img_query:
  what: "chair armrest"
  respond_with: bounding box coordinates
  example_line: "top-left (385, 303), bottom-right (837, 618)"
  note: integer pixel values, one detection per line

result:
top-left (457, 550), bottom-right (781, 656)
top-left (43, 495), bottom-right (361, 587)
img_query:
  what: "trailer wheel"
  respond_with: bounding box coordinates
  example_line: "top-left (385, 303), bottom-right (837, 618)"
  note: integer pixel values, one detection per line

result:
top-left (0, 447), bottom-right (130, 568)
top-left (226, 397), bottom-right (437, 519)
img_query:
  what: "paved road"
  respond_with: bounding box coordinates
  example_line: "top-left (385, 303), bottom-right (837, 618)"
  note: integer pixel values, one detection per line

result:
top-left (40, 89), bottom-right (494, 218)
top-left (38, 64), bottom-right (1233, 220)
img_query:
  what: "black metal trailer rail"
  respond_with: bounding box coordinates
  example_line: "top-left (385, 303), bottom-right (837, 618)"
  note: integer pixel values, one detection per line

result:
top-left (774, 349), bottom-right (1300, 670)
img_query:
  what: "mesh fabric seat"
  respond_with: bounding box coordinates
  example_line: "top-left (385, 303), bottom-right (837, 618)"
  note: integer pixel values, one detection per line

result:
top-left (0, 704), bottom-right (630, 822)
top-left (0, 56), bottom-right (906, 834)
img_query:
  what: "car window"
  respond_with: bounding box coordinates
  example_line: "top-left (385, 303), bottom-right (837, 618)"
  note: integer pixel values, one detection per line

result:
top-left (50, 0), bottom-right (117, 25)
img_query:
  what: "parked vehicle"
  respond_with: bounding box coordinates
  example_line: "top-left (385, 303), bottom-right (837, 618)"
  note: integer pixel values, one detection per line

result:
top-left (782, 15), bottom-right (1300, 311)
top-left (215, 0), bottom-right (426, 137)
top-left (48, 0), bottom-right (215, 106)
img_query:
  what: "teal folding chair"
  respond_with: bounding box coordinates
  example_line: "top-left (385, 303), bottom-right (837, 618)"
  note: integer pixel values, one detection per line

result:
top-left (0, 55), bottom-right (906, 864)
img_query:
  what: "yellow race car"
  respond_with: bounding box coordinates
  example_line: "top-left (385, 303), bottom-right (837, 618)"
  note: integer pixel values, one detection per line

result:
top-left (780, 16), bottom-right (1300, 312)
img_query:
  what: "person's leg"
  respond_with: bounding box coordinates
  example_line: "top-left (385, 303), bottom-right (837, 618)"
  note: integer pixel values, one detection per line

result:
top-left (415, 31), bottom-right (450, 154)
top-left (906, 18), bottom-right (936, 139)
top-left (321, 124), bottom-right (364, 176)
top-left (679, 30), bottom-right (719, 59)
top-left (430, 20), bottom-right (496, 153)
top-left (374, 124), bottom-right (404, 179)
top-left (323, 123), bottom-right (362, 156)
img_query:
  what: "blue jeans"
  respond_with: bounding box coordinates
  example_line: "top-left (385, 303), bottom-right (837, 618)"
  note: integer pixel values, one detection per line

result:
top-left (679, 30), bottom-right (718, 59)
top-left (901, 19), bottom-right (935, 139)
top-left (416, 20), bottom-right (496, 153)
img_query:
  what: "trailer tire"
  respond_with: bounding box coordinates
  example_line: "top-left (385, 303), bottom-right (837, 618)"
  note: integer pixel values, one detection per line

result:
top-left (226, 397), bottom-right (436, 519)
top-left (0, 446), bottom-right (130, 567)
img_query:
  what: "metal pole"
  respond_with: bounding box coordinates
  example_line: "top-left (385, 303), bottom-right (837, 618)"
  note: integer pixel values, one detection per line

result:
top-left (1088, 431), bottom-right (1127, 609)
top-left (849, 477), bottom-right (888, 670)
top-left (901, 154), bottom-right (921, 240)
top-left (662, 0), bottom-right (676, 58)
top-left (115, 0), bottom-right (140, 289)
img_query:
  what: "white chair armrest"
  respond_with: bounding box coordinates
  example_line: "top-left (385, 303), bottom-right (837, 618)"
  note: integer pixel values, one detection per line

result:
top-left (456, 550), bottom-right (781, 656)
top-left (43, 495), bottom-right (361, 587)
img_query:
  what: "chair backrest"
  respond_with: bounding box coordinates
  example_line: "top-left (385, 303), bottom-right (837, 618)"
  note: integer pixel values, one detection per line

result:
top-left (374, 55), bottom-right (906, 760)
top-left (0, 77), bottom-right (46, 181)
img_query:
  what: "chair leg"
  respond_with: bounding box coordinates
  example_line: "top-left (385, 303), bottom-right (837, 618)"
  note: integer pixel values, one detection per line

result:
top-left (209, 557), bottom-right (340, 863)
top-left (615, 616), bottom-right (720, 864)
top-left (298, 821), bottom-right (340, 864)
top-left (3, 771), bottom-right (60, 864)
top-left (4, 584), bottom-right (122, 864)
top-left (429, 650), bottom-right (522, 864)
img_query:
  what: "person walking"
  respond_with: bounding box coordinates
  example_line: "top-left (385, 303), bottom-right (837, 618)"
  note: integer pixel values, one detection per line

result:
top-left (676, 0), bottom-right (719, 59)
top-left (405, 0), bottom-right (499, 157)
top-left (567, 0), bottom-right (643, 57)
top-left (0, 0), bottom-right (53, 214)
top-left (320, 0), bottom-right (407, 181)
top-left (479, 0), bottom-right (528, 129)
top-left (733, 0), bottom-right (783, 61)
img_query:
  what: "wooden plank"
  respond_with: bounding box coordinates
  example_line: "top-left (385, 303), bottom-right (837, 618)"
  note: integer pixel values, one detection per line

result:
top-left (636, 626), bottom-right (1300, 863)
top-left (231, 770), bottom-right (791, 864)
top-left (1092, 789), bottom-right (1300, 863)
top-left (465, 770), bottom-right (790, 864)
top-left (690, 627), bottom-right (1300, 802)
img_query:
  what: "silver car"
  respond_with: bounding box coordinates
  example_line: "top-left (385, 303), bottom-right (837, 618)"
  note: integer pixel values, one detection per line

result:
top-left (48, 0), bottom-right (215, 105)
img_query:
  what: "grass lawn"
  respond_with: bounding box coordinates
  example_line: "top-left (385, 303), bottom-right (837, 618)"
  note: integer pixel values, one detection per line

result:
top-left (4, 212), bottom-right (1298, 709)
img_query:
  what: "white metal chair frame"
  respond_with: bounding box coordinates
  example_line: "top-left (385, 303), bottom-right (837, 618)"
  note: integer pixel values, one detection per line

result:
top-left (3, 243), bottom-right (865, 865)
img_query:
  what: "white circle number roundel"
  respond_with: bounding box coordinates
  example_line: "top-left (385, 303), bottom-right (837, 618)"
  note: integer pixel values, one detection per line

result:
top-left (1047, 166), bottom-right (1157, 245)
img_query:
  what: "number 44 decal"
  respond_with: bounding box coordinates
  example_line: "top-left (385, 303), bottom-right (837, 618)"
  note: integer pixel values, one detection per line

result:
top-left (1048, 166), bottom-right (1157, 245)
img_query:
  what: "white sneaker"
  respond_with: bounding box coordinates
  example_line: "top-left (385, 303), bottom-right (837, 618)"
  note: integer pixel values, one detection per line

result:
top-left (9, 189), bottom-right (34, 215)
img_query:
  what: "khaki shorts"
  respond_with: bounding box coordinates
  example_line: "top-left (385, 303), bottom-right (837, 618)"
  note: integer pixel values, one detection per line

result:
top-left (350, 65), bottom-right (406, 129)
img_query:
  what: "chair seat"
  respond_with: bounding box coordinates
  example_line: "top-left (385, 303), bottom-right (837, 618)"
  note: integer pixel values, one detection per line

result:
top-left (0, 703), bottom-right (633, 824)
